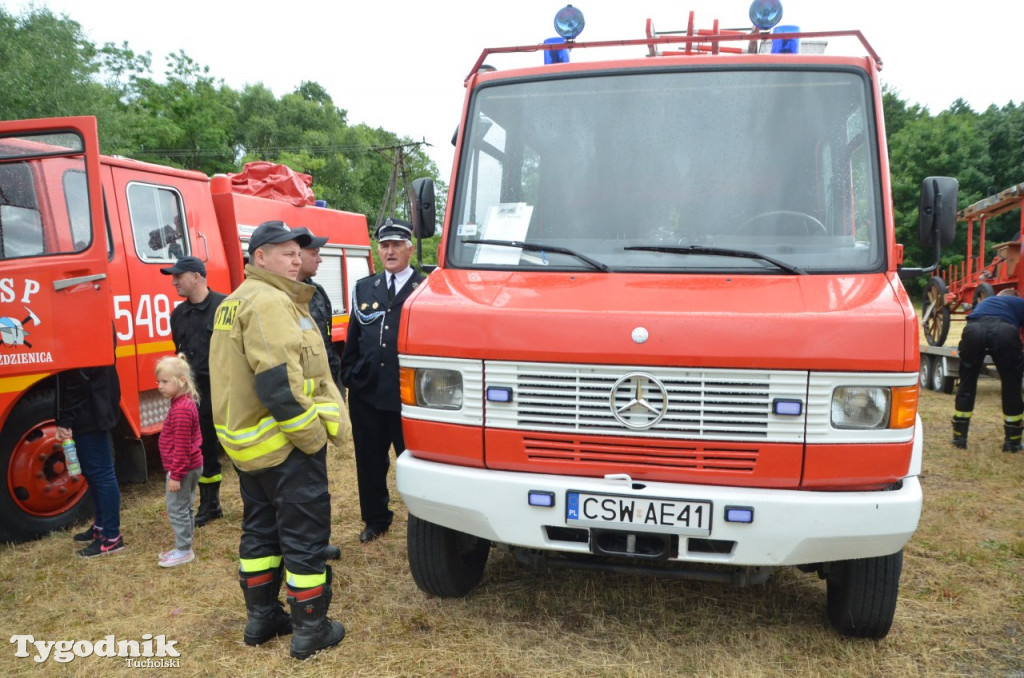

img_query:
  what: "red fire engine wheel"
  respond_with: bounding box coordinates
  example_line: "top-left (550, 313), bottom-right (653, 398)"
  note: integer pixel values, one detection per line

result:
top-left (0, 389), bottom-right (91, 541)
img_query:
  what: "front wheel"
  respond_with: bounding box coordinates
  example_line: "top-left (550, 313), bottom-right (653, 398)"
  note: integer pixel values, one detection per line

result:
top-left (407, 513), bottom-right (491, 597)
top-left (0, 387), bottom-right (92, 542)
top-left (825, 550), bottom-right (903, 638)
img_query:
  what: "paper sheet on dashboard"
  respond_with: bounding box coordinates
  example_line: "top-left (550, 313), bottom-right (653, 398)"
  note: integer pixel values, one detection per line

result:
top-left (472, 203), bottom-right (534, 265)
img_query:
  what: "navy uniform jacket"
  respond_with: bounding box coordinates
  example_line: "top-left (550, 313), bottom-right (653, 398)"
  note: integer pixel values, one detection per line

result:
top-left (340, 269), bottom-right (425, 411)
top-left (967, 295), bottom-right (1024, 328)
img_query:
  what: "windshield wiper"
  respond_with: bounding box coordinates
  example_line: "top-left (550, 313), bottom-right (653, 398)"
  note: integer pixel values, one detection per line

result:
top-left (463, 239), bottom-right (610, 272)
top-left (624, 244), bottom-right (806, 275)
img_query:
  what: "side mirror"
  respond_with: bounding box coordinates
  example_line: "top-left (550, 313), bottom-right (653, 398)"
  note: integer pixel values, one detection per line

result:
top-left (411, 178), bottom-right (436, 239)
top-left (918, 176), bottom-right (958, 248)
top-left (900, 176), bottom-right (958, 280)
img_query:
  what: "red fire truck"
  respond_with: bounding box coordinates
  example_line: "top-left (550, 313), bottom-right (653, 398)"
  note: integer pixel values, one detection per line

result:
top-left (395, 2), bottom-right (955, 638)
top-left (0, 116), bottom-right (372, 542)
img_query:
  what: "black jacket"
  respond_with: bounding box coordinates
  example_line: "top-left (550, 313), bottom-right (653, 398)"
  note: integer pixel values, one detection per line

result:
top-left (56, 364), bottom-right (122, 434)
top-left (340, 269), bottom-right (425, 411)
top-left (306, 277), bottom-right (342, 384)
top-left (169, 289), bottom-right (227, 383)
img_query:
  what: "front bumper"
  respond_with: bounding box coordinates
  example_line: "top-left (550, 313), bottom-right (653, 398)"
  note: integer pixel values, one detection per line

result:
top-left (397, 452), bottom-right (921, 566)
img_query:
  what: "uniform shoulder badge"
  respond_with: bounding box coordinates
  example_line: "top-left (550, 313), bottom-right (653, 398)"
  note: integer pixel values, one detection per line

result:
top-left (213, 300), bottom-right (240, 331)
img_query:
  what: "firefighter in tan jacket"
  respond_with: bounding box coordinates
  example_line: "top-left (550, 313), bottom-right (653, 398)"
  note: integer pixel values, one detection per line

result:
top-left (210, 220), bottom-right (350, 661)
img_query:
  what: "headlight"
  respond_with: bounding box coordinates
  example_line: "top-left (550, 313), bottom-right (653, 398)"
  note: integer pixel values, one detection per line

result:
top-left (402, 368), bottom-right (463, 410)
top-left (831, 386), bottom-right (890, 429)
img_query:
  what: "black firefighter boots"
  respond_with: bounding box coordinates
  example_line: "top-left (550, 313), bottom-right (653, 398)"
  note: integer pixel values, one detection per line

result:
top-left (951, 416), bottom-right (970, 449)
top-left (239, 567), bottom-right (293, 646)
top-left (286, 565), bottom-right (345, 660)
top-left (195, 480), bottom-right (223, 527)
top-left (1003, 420), bottom-right (1023, 453)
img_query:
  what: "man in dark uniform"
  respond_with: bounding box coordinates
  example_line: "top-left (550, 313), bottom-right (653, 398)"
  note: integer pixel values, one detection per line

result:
top-left (161, 255), bottom-right (227, 525)
top-left (952, 288), bottom-right (1024, 452)
top-left (340, 218), bottom-right (425, 543)
top-left (294, 228), bottom-right (343, 387)
top-left (294, 227), bottom-right (343, 561)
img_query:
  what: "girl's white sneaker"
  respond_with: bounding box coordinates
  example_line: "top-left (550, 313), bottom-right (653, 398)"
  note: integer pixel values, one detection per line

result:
top-left (159, 549), bottom-right (195, 568)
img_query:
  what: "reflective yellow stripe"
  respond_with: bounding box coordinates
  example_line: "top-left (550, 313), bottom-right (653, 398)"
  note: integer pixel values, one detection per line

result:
top-left (240, 555), bottom-right (282, 572)
top-left (286, 569), bottom-right (326, 588)
top-left (222, 431), bottom-right (290, 462)
top-left (303, 379), bottom-right (314, 397)
top-left (315, 402), bottom-right (340, 419)
top-left (199, 474), bottom-right (222, 484)
top-left (216, 415), bottom-right (282, 445)
top-left (1005, 413), bottom-right (1023, 423)
top-left (0, 373), bottom-right (48, 394)
top-left (278, 405), bottom-right (318, 433)
top-left (954, 410), bottom-right (973, 419)
top-left (115, 340), bottom-right (175, 358)
top-left (314, 402), bottom-right (341, 436)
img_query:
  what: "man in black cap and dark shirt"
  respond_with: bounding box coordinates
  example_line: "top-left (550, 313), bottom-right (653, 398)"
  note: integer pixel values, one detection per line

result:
top-left (294, 228), bottom-right (343, 389)
top-left (292, 228), bottom-right (344, 562)
top-left (341, 218), bottom-right (426, 543)
top-left (952, 288), bottom-right (1024, 452)
top-left (161, 255), bottom-right (227, 526)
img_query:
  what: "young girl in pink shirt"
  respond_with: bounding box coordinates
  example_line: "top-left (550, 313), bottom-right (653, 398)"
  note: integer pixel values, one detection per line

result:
top-left (155, 354), bottom-right (204, 567)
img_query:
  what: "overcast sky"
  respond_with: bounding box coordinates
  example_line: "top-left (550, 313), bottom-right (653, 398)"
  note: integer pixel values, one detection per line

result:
top-left (8, 0), bottom-right (1018, 181)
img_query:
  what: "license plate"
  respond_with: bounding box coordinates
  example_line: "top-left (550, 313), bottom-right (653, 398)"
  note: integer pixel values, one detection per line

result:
top-left (566, 491), bottom-right (712, 535)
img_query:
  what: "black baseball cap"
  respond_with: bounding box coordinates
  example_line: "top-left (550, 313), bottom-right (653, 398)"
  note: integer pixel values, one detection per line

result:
top-left (292, 227), bottom-right (329, 249)
top-left (375, 217), bottom-right (413, 242)
top-left (160, 256), bottom-right (206, 277)
top-left (248, 220), bottom-right (312, 255)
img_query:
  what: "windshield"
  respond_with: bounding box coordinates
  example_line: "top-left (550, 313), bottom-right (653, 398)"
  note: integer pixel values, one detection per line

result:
top-left (448, 68), bottom-right (884, 274)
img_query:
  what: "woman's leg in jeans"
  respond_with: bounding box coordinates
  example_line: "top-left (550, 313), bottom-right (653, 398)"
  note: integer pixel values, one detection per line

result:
top-left (75, 430), bottom-right (121, 540)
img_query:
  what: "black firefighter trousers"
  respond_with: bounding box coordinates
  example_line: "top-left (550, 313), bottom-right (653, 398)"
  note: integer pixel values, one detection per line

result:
top-left (237, 445), bottom-right (330, 578)
top-left (954, 316), bottom-right (1024, 418)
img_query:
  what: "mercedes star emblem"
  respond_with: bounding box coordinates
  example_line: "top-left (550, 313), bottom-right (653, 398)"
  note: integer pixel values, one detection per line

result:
top-left (610, 372), bottom-right (668, 429)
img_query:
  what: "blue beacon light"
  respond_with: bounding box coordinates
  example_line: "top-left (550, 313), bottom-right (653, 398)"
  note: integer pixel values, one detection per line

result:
top-left (749, 0), bottom-right (783, 30)
top-left (554, 5), bottom-right (585, 40)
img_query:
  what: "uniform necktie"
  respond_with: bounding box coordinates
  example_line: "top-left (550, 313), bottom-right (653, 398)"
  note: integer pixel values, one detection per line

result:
top-left (388, 274), bottom-right (396, 301)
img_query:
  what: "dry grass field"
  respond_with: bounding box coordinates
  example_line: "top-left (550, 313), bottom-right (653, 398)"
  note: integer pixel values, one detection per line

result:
top-left (2, 382), bottom-right (1022, 677)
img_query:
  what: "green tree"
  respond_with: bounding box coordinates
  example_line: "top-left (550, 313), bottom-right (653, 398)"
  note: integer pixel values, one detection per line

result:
top-left (881, 84), bottom-right (927, 138)
top-left (890, 106), bottom-right (988, 282)
top-left (0, 7), bottom-right (111, 121)
top-left (126, 51), bottom-right (238, 174)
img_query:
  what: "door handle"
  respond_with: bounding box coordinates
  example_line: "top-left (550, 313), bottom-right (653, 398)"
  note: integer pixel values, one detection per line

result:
top-left (53, 273), bottom-right (107, 291)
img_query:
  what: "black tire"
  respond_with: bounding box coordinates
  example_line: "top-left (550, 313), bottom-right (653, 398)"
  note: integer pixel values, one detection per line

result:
top-left (922, 277), bottom-right (950, 347)
top-left (407, 513), bottom-right (490, 597)
top-left (0, 387), bottom-right (92, 542)
top-left (825, 550), bottom-right (903, 639)
top-left (972, 282), bottom-right (995, 308)
top-left (919, 354), bottom-right (935, 391)
top-left (933, 359), bottom-right (957, 394)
